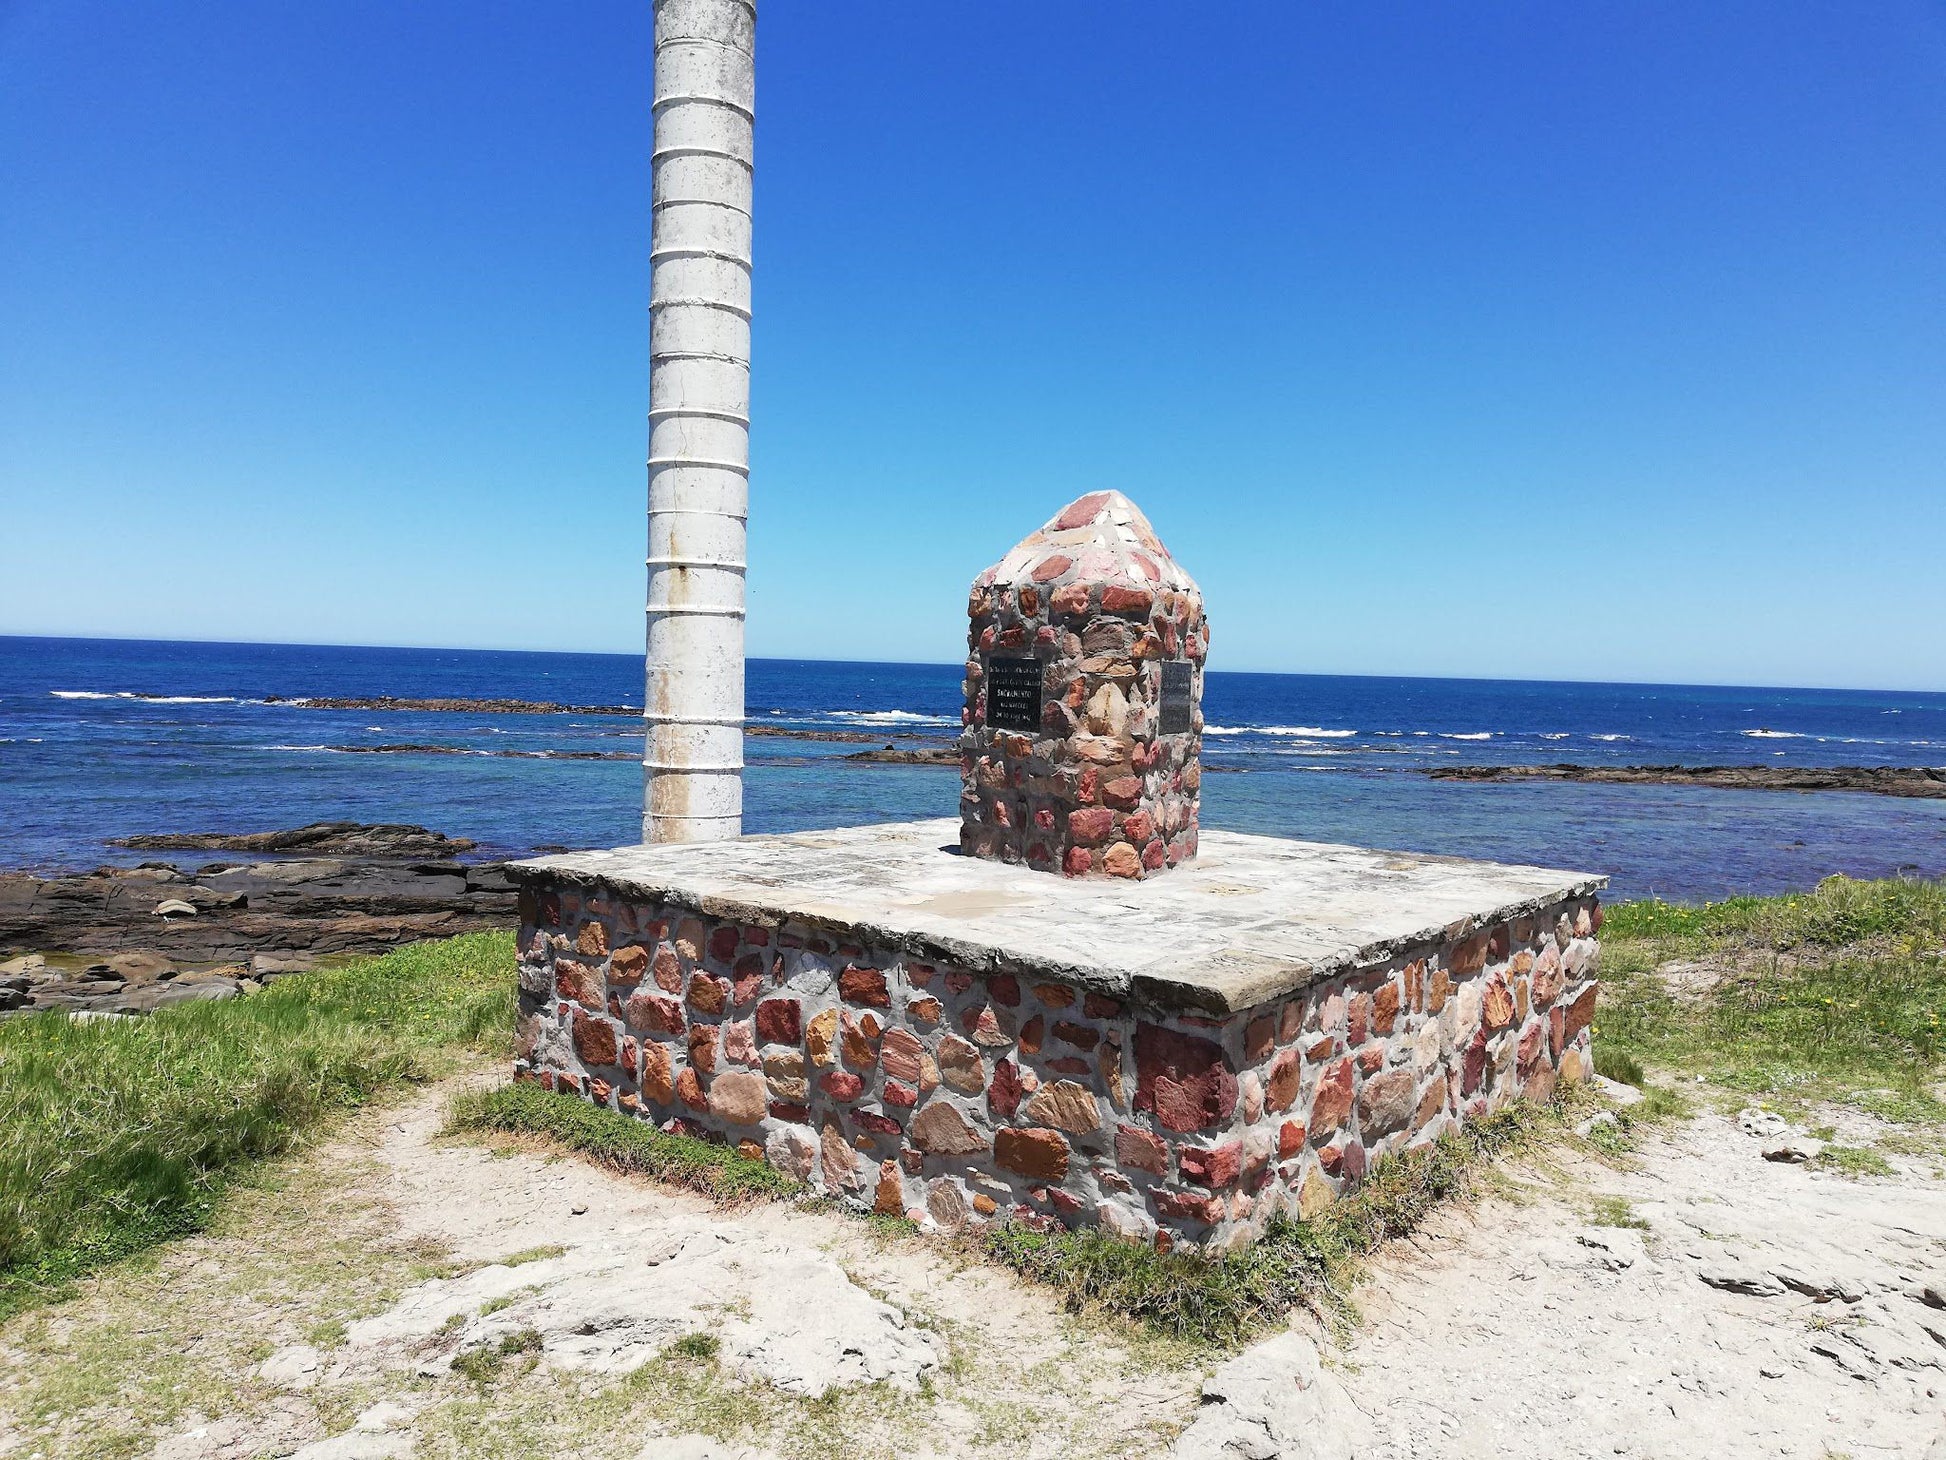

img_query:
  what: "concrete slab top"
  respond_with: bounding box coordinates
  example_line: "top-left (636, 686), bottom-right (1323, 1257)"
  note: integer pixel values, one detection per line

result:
top-left (511, 819), bottom-right (1606, 1015)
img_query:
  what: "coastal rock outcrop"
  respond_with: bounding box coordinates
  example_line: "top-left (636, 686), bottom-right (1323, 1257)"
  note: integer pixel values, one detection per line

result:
top-left (1, 824), bottom-right (519, 1016)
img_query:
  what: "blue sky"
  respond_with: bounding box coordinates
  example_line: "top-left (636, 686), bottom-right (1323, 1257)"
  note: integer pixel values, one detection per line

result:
top-left (3, 2), bottom-right (1943, 689)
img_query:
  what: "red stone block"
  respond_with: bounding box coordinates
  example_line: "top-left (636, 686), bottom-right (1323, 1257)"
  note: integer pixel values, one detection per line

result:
top-left (987, 973), bottom-right (1021, 1007)
top-left (839, 965), bottom-right (891, 1007)
top-left (755, 998), bottom-right (802, 1046)
top-left (1152, 1188), bottom-right (1223, 1225)
top-left (1309, 1056), bottom-right (1354, 1139)
top-left (1178, 1141), bottom-right (1242, 1189)
top-left (1133, 1022), bottom-right (1239, 1133)
top-left (1115, 1124), bottom-right (1169, 1174)
top-left (709, 926), bottom-right (740, 962)
top-left (996, 1127), bottom-right (1070, 1181)
top-left (989, 1058), bottom-right (1027, 1119)
top-left (624, 991), bottom-right (685, 1036)
top-left (819, 1071), bottom-right (865, 1100)
top-left (1084, 992), bottom-right (1124, 1020)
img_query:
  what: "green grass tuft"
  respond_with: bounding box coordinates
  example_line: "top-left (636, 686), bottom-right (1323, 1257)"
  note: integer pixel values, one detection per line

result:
top-left (1811, 1144), bottom-right (1896, 1179)
top-left (667, 1331), bottom-right (721, 1363)
top-left (447, 1081), bottom-right (800, 1204)
top-left (981, 1099), bottom-right (1558, 1346)
top-left (0, 932), bottom-right (515, 1319)
top-left (1592, 1045), bottom-right (1645, 1088)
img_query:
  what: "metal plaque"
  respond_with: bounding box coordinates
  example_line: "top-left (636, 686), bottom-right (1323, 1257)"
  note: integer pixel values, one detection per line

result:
top-left (984, 656), bottom-right (1043, 733)
top-left (1159, 660), bottom-right (1194, 735)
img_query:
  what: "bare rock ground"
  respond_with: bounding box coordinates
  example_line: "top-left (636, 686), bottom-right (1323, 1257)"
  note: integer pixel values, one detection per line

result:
top-left (1340, 1116), bottom-right (1946, 1459)
top-left (4, 1079), bottom-right (1942, 1459)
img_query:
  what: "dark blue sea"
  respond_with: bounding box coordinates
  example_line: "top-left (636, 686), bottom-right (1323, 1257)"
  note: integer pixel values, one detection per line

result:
top-left (4, 636), bottom-right (1944, 902)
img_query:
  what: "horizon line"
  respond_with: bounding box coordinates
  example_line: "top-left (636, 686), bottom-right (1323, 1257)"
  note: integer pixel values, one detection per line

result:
top-left (3, 631), bottom-right (1942, 701)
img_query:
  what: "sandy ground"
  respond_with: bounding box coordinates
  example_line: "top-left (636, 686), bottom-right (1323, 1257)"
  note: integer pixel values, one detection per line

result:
top-left (1, 1077), bottom-right (1942, 1460)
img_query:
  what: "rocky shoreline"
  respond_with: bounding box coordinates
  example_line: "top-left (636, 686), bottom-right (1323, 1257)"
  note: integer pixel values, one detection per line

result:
top-left (1428, 763), bottom-right (1946, 798)
top-left (1, 822), bottom-right (518, 1017)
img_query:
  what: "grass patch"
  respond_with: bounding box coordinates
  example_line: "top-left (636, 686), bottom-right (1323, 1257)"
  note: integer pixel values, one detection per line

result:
top-left (1588, 1194), bottom-right (1648, 1228)
top-left (982, 1097), bottom-right (1560, 1347)
top-left (667, 1331), bottom-right (721, 1363)
top-left (1595, 876), bottom-right (1946, 1121)
top-left (447, 1080), bottom-right (799, 1204)
top-left (0, 932), bottom-right (514, 1319)
top-left (1811, 1144), bottom-right (1897, 1179)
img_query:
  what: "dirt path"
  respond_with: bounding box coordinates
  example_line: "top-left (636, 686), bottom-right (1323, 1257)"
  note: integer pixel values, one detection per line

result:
top-left (2, 1078), bottom-right (1941, 1459)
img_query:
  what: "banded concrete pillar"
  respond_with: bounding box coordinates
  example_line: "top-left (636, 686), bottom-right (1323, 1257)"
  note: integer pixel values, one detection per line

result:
top-left (644, 0), bottom-right (754, 842)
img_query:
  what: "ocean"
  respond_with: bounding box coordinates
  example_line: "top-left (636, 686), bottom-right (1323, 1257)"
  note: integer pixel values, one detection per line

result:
top-left (3, 635), bottom-right (1944, 902)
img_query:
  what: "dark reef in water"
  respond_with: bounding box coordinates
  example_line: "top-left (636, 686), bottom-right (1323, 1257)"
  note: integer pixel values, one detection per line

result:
top-left (1429, 764), bottom-right (1946, 799)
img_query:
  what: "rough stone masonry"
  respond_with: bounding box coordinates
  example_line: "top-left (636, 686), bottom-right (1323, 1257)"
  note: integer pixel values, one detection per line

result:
top-left (511, 820), bottom-right (1603, 1249)
top-left (960, 491), bottom-right (1207, 880)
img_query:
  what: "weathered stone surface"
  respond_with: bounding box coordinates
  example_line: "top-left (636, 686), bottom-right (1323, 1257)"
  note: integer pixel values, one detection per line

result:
top-left (556, 959), bottom-right (603, 1010)
top-left (819, 1071), bottom-right (864, 1101)
top-left (709, 1071), bottom-right (767, 1127)
top-left (805, 1007), bottom-right (839, 1066)
top-left (572, 1011), bottom-right (618, 1067)
top-left (1115, 1123), bottom-right (1169, 1174)
top-left (762, 1051), bottom-right (808, 1101)
top-left (962, 1004), bottom-right (1015, 1048)
top-left (880, 1027), bottom-right (928, 1086)
top-left (936, 1034), bottom-right (986, 1093)
top-left (755, 998), bottom-right (801, 1046)
top-left (1023, 1080), bottom-right (1101, 1134)
top-left (911, 1101), bottom-right (987, 1156)
top-left (608, 944), bottom-right (649, 983)
top-left (688, 974), bottom-right (728, 1015)
top-left (927, 1177), bottom-right (970, 1229)
top-left (1265, 1048), bottom-right (1301, 1112)
top-left (1563, 982), bottom-right (1600, 1041)
top-left (1357, 1068), bottom-right (1416, 1136)
top-left (842, 1010), bottom-right (883, 1067)
top-left (1178, 1142), bottom-right (1242, 1189)
top-left (821, 1122), bottom-right (865, 1191)
top-left (989, 1058), bottom-right (1026, 1118)
top-left (995, 1127), bottom-right (1070, 1181)
top-left (1309, 1057), bottom-right (1354, 1140)
top-left (838, 966), bottom-right (890, 1007)
top-left (1134, 1023), bottom-right (1238, 1133)
top-left (1482, 976), bottom-right (1516, 1031)
top-left (765, 1123), bottom-right (817, 1181)
top-left (1170, 1329), bottom-right (1365, 1460)
top-left (640, 1041), bottom-right (673, 1104)
top-left (675, 1067), bottom-right (707, 1110)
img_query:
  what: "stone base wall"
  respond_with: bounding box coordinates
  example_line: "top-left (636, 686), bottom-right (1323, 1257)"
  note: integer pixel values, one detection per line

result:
top-left (514, 881), bottom-right (1602, 1249)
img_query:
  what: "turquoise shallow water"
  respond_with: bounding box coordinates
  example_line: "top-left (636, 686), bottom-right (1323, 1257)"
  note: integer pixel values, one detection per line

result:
top-left (3, 635), bottom-right (1944, 902)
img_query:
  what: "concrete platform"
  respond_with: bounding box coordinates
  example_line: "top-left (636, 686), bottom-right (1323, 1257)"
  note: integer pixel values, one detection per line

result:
top-left (512, 817), bottom-right (1604, 1016)
top-left (509, 821), bottom-right (1607, 1248)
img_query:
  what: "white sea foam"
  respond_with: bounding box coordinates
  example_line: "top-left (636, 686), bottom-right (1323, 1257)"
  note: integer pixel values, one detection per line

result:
top-left (1539, 733), bottom-right (1571, 740)
top-left (1742, 729), bottom-right (1806, 739)
top-left (51, 690), bottom-right (237, 704)
top-left (827, 710), bottom-right (958, 726)
top-left (1204, 725), bottom-right (1356, 738)
top-left (1441, 732), bottom-right (1493, 741)
top-left (1590, 734), bottom-right (1631, 742)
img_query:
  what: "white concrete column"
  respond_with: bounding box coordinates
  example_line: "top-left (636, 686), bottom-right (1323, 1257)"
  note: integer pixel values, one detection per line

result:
top-left (644, 0), bottom-right (753, 842)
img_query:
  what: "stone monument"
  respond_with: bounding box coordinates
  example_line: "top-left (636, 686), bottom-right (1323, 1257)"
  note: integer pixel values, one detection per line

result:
top-left (509, 489), bottom-right (1606, 1248)
top-left (960, 491), bottom-right (1207, 879)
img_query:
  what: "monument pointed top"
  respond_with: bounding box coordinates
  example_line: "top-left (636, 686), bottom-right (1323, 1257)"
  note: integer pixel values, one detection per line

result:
top-left (979, 491), bottom-right (1199, 597)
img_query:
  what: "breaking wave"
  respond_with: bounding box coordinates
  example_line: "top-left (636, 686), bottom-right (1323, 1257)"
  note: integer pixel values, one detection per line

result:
top-left (53, 690), bottom-right (241, 704)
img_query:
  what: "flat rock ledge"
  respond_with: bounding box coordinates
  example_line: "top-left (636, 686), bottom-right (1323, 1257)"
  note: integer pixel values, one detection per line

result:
top-left (1430, 763), bottom-right (1946, 799)
top-left (1, 823), bottom-right (517, 1016)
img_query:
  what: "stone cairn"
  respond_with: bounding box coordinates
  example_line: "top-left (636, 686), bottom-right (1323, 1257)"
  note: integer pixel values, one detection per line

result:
top-left (960, 491), bottom-right (1208, 879)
